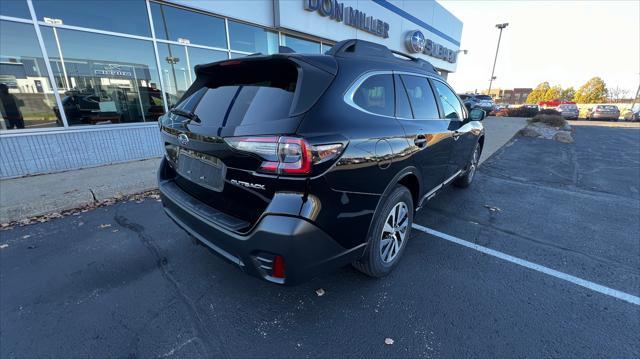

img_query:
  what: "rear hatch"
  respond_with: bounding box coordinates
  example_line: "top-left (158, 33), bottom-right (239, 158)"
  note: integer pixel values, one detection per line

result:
top-left (159, 55), bottom-right (337, 230)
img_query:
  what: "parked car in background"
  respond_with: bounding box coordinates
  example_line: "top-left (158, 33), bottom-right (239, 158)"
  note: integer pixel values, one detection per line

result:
top-left (585, 105), bottom-right (620, 121)
top-left (494, 103), bottom-right (509, 111)
top-left (539, 99), bottom-right (576, 109)
top-left (158, 39), bottom-right (486, 284)
top-left (556, 103), bottom-right (579, 119)
top-left (623, 104), bottom-right (639, 121)
top-left (458, 93), bottom-right (494, 113)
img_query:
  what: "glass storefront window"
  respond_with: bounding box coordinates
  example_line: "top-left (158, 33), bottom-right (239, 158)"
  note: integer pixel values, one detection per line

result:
top-left (40, 27), bottom-right (163, 125)
top-left (157, 44), bottom-right (227, 108)
top-left (186, 47), bottom-right (228, 76)
top-left (0, 20), bottom-right (60, 130)
top-left (32, 0), bottom-right (151, 36)
top-left (150, 2), bottom-right (226, 49)
top-left (0, 0), bottom-right (31, 19)
top-left (228, 21), bottom-right (278, 54)
top-left (281, 34), bottom-right (321, 54)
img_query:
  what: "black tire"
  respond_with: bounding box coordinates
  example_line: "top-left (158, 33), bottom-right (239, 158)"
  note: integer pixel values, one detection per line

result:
top-left (353, 185), bottom-right (413, 278)
top-left (453, 141), bottom-right (480, 188)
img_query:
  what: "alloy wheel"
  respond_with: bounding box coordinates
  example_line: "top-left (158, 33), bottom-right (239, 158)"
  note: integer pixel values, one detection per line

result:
top-left (468, 146), bottom-right (479, 181)
top-left (380, 202), bottom-right (409, 263)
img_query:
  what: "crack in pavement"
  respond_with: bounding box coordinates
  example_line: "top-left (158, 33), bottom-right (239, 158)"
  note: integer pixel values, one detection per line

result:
top-left (114, 210), bottom-right (230, 359)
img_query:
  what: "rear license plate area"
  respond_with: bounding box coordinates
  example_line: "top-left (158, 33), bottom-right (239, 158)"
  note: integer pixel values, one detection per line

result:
top-left (176, 149), bottom-right (226, 192)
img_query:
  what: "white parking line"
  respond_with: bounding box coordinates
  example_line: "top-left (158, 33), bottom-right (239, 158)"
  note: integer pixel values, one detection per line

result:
top-left (412, 223), bottom-right (640, 306)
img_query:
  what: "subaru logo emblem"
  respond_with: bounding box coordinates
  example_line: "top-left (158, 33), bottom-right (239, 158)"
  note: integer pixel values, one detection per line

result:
top-left (178, 133), bottom-right (189, 146)
top-left (406, 30), bottom-right (426, 53)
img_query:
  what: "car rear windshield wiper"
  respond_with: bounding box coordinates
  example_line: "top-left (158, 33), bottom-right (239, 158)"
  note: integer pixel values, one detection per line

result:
top-left (170, 108), bottom-right (201, 123)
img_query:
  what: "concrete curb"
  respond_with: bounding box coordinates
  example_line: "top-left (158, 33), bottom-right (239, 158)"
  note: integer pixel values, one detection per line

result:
top-left (0, 158), bottom-right (161, 224)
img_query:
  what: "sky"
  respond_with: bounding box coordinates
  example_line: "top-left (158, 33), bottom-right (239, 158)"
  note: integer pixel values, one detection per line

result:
top-left (439, 0), bottom-right (640, 95)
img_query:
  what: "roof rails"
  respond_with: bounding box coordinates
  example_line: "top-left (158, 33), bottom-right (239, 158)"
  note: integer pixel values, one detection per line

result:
top-left (326, 39), bottom-right (438, 74)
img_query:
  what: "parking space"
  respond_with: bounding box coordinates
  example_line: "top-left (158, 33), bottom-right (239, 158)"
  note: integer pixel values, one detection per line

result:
top-left (1, 125), bottom-right (639, 358)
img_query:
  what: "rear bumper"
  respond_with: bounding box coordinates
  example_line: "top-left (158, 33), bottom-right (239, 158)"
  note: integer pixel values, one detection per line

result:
top-left (158, 160), bottom-right (361, 285)
top-left (561, 111), bottom-right (579, 119)
top-left (591, 112), bottom-right (620, 119)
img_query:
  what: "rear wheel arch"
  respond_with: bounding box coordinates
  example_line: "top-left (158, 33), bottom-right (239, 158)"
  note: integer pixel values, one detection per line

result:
top-left (363, 167), bottom-right (421, 252)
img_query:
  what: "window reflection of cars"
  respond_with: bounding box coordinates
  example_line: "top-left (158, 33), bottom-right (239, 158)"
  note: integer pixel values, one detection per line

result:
top-left (54, 93), bottom-right (121, 125)
top-left (53, 87), bottom-right (177, 125)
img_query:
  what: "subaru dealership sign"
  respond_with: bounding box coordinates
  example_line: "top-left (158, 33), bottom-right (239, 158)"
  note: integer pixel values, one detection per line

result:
top-left (406, 30), bottom-right (458, 63)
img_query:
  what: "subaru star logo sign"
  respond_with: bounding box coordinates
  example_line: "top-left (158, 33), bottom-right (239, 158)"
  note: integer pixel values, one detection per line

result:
top-left (178, 133), bottom-right (189, 146)
top-left (406, 30), bottom-right (426, 53)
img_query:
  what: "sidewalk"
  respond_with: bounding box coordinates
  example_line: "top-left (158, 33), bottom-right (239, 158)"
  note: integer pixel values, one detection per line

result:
top-left (0, 158), bottom-right (160, 223)
top-left (0, 117), bottom-right (527, 223)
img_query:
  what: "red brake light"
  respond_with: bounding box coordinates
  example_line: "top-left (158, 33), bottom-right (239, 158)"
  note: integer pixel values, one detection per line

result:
top-left (225, 136), bottom-right (343, 176)
top-left (219, 60), bottom-right (242, 66)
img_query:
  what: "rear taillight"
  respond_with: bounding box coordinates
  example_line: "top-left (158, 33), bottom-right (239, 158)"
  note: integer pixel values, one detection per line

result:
top-left (225, 136), bottom-right (344, 175)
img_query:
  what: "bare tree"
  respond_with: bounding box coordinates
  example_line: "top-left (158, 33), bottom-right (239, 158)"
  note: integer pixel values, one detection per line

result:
top-left (607, 86), bottom-right (630, 103)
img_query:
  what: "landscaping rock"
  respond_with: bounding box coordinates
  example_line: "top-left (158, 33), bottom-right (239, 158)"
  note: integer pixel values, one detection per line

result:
top-left (519, 126), bottom-right (542, 138)
top-left (553, 131), bottom-right (574, 143)
top-left (519, 121), bottom-right (574, 143)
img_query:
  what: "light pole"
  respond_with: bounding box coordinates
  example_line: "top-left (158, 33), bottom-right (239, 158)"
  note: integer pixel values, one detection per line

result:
top-left (488, 23), bottom-right (508, 96)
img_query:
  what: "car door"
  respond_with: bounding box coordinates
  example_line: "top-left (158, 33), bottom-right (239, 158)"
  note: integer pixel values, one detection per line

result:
top-left (394, 73), bottom-right (455, 194)
top-left (430, 79), bottom-right (477, 175)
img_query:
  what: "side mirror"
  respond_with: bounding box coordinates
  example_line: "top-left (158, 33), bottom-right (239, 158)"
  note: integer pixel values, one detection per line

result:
top-left (469, 108), bottom-right (486, 121)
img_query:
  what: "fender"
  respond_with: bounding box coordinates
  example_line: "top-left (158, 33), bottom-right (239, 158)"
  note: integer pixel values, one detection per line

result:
top-left (359, 166), bottom-right (422, 256)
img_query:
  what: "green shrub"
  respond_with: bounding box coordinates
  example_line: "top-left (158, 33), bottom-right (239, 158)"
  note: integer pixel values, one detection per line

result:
top-left (496, 107), bottom-right (539, 118)
top-left (530, 114), bottom-right (568, 127)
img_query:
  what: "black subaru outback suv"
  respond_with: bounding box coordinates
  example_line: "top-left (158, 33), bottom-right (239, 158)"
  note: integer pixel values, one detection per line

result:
top-left (158, 39), bottom-right (486, 285)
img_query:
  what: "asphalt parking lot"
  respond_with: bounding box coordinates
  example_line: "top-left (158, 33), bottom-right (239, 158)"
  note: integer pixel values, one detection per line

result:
top-left (1, 124), bottom-right (639, 358)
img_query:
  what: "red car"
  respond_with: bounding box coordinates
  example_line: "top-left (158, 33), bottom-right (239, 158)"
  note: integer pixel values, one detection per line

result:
top-left (538, 99), bottom-right (576, 108)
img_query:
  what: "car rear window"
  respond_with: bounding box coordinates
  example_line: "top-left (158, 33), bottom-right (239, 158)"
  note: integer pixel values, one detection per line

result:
top-left (173, 59), bottom-right (298, 127)
top-left (600, 105), bottom-right (618, 110)
top-left (475, 95), bottom-right (492, 101)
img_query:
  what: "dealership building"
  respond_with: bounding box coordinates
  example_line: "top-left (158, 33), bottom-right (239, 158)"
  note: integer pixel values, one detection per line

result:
top-left (0, 0), bottom-right (462, 178)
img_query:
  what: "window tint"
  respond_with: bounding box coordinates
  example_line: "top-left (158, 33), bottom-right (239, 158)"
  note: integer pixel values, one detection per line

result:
top-left (353, 74), bottom-right (394, 117)
top-left (181, 60), bottom-right (298, 127)
top-left (394, 75), bottom-right (413, 119)
top-left (228, 21), bottom-right (278, 54)
top-left (150, 2), bottom-right (227, 48)
top-left (400, 75), bottom-right (439, 119)
top-left (33, 0), bottom-right (151, 36)
top-left (281, 34), bottom-right (320, 54)
top-left (431, 80), bottom-right (464, 120)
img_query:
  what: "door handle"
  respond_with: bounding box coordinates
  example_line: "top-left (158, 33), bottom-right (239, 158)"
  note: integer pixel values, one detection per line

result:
top-left (414, 135), bottom-right (427, 147)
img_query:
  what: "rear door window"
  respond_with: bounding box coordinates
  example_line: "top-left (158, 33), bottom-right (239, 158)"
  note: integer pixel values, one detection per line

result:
top-left (353, 74), bottom-right (394, 117)
top-left (431, 80), bottom-right (465, 120)
top-left (400, 75), bottom-right (440, 119)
